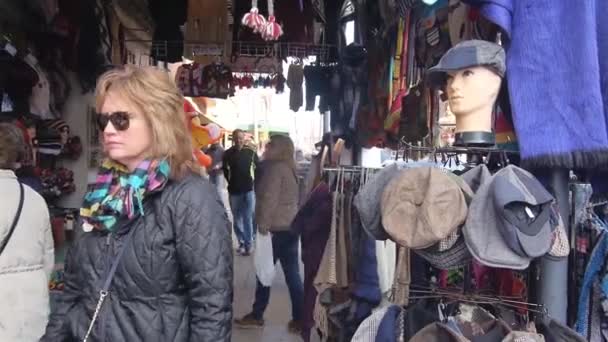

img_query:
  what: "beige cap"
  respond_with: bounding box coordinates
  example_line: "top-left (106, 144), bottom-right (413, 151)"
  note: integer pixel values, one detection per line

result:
top-left (381, 167), bottom-right (468, 249)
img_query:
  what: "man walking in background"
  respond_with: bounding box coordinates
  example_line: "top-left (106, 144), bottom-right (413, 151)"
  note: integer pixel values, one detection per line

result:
top-left (223, 129), bottom-right (258, 256)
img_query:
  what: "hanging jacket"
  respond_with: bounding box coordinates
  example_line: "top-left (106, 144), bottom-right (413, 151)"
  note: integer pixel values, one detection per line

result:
top-left (41, 174), bottom-right (233, 342)
top-left (0, 170), bottom-right (54, 342)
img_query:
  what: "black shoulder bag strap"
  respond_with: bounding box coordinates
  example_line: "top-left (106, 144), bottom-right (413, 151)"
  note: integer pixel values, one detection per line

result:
top-left (83, 228), bottom-right (136, 342)
top-left (0, 181), bottom-right (24, 256)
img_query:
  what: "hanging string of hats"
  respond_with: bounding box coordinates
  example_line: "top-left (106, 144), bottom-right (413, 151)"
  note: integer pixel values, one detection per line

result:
top-left (241, 0), bottom-right (283, 41)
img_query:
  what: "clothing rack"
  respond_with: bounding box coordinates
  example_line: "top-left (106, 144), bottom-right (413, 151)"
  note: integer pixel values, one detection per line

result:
top-left (323, 166), bottom-right (381, 173)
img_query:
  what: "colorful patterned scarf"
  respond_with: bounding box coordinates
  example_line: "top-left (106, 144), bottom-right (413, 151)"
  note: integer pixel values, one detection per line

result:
top-left (80, 158), bottom-right (170, 232)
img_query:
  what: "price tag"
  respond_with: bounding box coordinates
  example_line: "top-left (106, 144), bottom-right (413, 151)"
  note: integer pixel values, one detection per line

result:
top-left (65, 218), bottom-right (74, 231)
top-left (525, 206), bottom-right (535, 219)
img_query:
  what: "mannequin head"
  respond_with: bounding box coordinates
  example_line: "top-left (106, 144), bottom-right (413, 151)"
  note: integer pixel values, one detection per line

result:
top-left (446, 66), bottom-right (501, 133)
top-left (427, 40), bottom-right (506, 146)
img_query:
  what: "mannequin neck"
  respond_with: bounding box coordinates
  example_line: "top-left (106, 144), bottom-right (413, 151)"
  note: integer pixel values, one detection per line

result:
top-left (454, 105), bottom-right (494, 133)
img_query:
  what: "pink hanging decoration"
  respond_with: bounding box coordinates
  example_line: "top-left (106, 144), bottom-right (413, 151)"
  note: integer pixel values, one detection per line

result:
top-left (241, 0), bottom-right (266, 31)
top-left (262, 15), bottom-right (283, 41)
top-left (261, 0), bottom-right (283, 41)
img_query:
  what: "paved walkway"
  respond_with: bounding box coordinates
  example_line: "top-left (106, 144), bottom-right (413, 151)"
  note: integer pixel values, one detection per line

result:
top-left (219, 185), bottom-right (301, 342)
top-left (231, 253), bottom-right (303, 342)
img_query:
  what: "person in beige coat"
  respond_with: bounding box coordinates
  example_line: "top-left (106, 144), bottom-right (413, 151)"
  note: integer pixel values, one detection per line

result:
top-left (235, 134), bottom-right (304, 334)
top-left (0, 123), bottom-right (54, 342)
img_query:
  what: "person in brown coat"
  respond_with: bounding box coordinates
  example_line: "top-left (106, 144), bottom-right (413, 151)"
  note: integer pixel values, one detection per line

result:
top-left (235, 134), bottom-right (304, 334)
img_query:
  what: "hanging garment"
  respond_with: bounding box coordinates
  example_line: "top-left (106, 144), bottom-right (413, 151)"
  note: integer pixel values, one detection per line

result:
top-left (200, 63), bottom-right (235, 99)
top-left (391, 246), bottom-right (411, 306)
top-left (291, 183), bottom-right (332, 342)
top-left (414, 0), bottom-right (452, 69)
top-left (184, 0), bottom-right (228, 58)
top-left (148, 0), bottom-right (187, 63)
top-left (376, 240), bottom-right (397, 295)
top-left (175, 63), bottom-right (205, 97)
top-left (287, 64), bottom-right (304, 112)
top-left (94, 0), bottom-right (112, 64)
top-left (23, 55), bottom-right (54, 120)
top-left (303, 65), bottom-right (333, 112)
top-left (464, 0), bottom-right (608, 168)
top-left (576, 228), bottom-right (608, 337)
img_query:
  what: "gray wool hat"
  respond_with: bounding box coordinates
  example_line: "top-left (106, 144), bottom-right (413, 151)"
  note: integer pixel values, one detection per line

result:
top-left (413, 165), bottom-right (489, 269)
top-left (427, 39), bottom-right (506, 87)
top-left (464, 165), bottom-right (555, 269)
top-left (354, 164), bottom-right (401, 240)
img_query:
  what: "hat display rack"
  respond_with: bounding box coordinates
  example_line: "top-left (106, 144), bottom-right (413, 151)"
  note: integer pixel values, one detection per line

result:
top-left (396, 138), bottom-right (518, 169)
top-left (406, 285), bottom-right (547, 315)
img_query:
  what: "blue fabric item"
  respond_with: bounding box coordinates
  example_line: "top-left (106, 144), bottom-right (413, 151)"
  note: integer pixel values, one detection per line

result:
top-left (252, 231), bottom-right (304, 321)
top-left (229, 191), bottom-right (255, 250)
top-left (376, 305), bottom-right (401, 342)
top-left (576, 228), bottom-right (608, 336)
top-left (352, 234), bottom-right (382, 306)
top-left (463, 0), bottom-right (608, 169)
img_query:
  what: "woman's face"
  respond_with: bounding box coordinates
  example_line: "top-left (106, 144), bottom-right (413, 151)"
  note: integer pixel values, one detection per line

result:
top-left (99, 91), bottom-right (153, 171)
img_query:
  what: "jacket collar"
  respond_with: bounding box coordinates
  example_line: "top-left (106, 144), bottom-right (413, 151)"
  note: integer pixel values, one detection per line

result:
top-left (0, 169), bottom-right (17, 179)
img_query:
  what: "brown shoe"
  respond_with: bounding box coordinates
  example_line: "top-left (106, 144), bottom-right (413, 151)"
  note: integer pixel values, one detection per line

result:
top-left (287, 320), bottom-right (302, 335)
top-left (235, 313), bottom-right (264, 328)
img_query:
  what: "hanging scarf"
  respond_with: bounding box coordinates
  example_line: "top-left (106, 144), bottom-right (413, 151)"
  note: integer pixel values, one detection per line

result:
top-left (80, 158), bottom-right (170, 232)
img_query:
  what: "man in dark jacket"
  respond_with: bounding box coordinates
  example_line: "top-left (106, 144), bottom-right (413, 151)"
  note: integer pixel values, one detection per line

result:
top-left (223, 129), bottom-right (258, 255)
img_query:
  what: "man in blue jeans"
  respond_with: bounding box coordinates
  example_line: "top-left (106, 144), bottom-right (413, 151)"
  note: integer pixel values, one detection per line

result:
top-left (223, 129), bottom-right (258, 255)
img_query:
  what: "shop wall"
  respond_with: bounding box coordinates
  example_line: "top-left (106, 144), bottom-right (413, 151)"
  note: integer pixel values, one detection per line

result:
top-left (57, 73), bottom-right (95, 209)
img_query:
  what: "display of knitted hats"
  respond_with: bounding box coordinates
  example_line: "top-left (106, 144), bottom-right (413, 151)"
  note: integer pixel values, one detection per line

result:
top-left (261, 0), bottom-right (283, 41)
top-left (62, 136), bottom-right (83, 160)
top-left (241, 0), bottom-right (266, 33)
top-left (40, 167), bottom-right (75, 199)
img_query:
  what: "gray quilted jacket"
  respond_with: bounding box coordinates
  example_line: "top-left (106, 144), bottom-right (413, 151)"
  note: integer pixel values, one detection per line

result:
top-left (41, 174), bottom-right (233, 342)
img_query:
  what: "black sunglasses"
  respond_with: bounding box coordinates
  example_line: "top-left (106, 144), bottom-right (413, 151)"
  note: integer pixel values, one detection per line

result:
top-left (96, 111), bottom-right (131, 131)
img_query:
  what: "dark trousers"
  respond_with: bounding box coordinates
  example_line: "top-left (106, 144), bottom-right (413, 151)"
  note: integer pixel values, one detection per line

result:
top-left (252, 230), bottom-right (304, 321)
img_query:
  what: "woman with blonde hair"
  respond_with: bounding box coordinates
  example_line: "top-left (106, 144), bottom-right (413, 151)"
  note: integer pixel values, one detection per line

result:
top-left (41, 66), bottom-right (233, 342)
top-left (235, 134), bottom-right (304, 334)
top-left (0, 123), bottom-right (54, 342)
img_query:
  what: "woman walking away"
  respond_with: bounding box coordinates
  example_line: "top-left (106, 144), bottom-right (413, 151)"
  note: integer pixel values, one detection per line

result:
top-left (41, 66), bottom-right (233, 342)
top-left (235, 134), bottom-right (304, 334)
top-left (0, 123), bottom-right (54, 342)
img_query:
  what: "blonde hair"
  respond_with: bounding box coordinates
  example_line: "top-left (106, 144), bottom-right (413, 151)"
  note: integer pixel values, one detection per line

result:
top-left (0, 123), bottom-right (25, 169)
top-left (95, 66), bottom-right (200, 179)
top-left (267, 134), bottom-right (296, 170)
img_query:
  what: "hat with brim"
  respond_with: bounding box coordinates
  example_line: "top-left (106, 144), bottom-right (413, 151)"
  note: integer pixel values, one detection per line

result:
top-left (426, 39), bottom-right (506, 87)
top-left (354, 164), bottom-right (401, 240)
top-left (415, 235), bottom-right (471, 269)
top-left (410, 322), bottom-right (470, 342)
top-left (413, 165), bottom-right (488, 269)
top-left (382, 167), bottom-right (468, 249)
top-left (464, 165), bottom-right (554, 269)
top-left (501, 331), bottom-right (546, 342)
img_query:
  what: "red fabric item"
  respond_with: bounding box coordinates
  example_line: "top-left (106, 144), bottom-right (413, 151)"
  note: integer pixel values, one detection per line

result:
top-left (51, 217), bottom-right (65, 248)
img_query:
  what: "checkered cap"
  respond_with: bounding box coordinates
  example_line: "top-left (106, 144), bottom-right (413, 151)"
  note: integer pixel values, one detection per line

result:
top-left (415, 235), bottom-right (472, 270)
